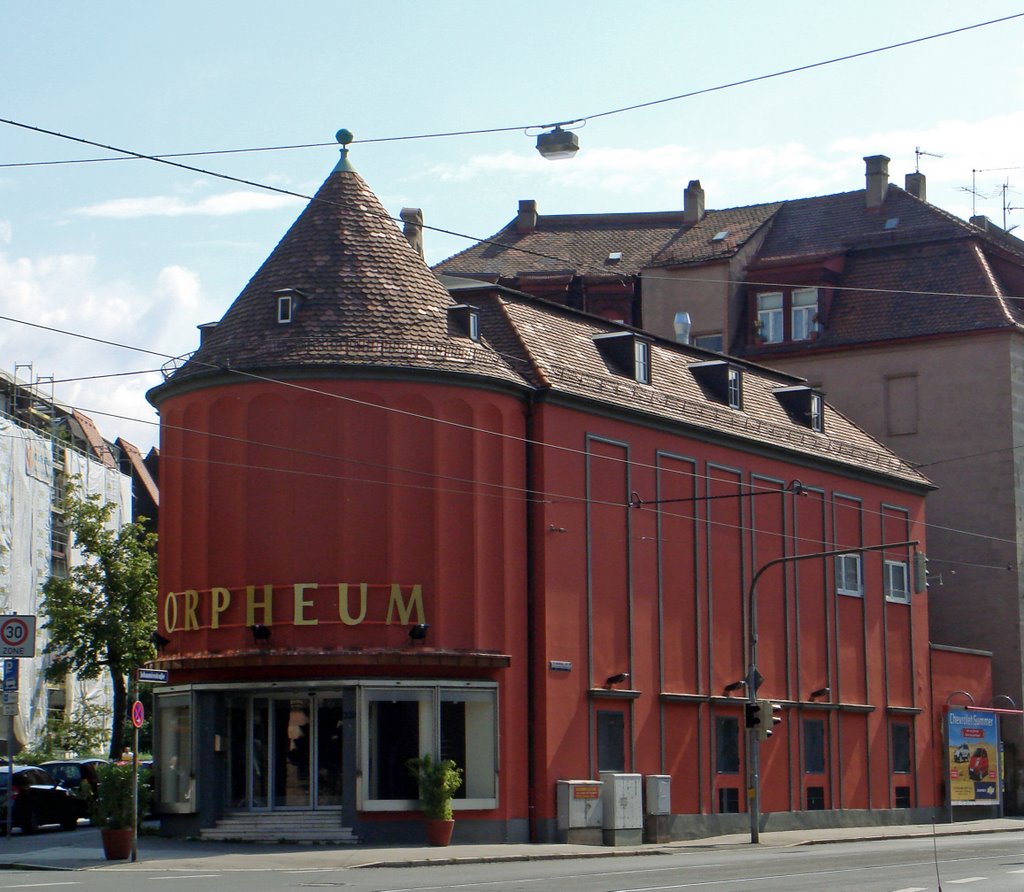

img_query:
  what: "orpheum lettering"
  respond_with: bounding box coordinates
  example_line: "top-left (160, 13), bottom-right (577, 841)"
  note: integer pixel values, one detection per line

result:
top-left (162, 583), bottom-right (425, 633)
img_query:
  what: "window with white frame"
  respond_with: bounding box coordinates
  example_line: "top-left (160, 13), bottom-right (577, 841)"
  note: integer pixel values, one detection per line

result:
top-left (791, 288), bottom-right (819, 341)
top-left (361, 684), bottom-right (497, 811)
top-left (277, 295), bottom-right (293, 324)
top-left (809, 393), bottom-right (824, 432)
top-left (756, 292), bottom-right (784, 343)
top-left (634, 339), bottom-right (651, 384)
top-left (727, 367), bottom-right (742, 409)
top-left (835, 553), bottom-right (863, 596)
top-left (884, 560), bottom-right (910, 603)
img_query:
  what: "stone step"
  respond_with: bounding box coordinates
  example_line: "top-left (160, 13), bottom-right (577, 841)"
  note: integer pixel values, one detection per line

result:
top-left (200, 810), bottom-right (358, 844)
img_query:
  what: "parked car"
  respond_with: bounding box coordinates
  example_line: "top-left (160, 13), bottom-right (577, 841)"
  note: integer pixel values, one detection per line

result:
top-left (968, 747), bottom-right (990, 781)
top-left (40, 758), bottom-right (109, 794)
top-left (953, 744), bottom-right (970, 763)
top-left (0, 765), bottom-right (90, 833)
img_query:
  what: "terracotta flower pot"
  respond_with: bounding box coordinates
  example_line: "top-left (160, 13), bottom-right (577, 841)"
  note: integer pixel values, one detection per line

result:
top-left (425, 818), bottom-right (454, 846)
top-left (101, 827), bottom-right (134, 860)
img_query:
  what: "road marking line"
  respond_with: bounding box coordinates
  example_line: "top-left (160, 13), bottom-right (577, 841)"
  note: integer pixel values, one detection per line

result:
top-left (149, 876), bottom-right (221, 881)
top-left (890, 887), bottom-right (928, 891)
top-left (1, 885), bottom-right (80, 889)
top-left (1008, 868), bottom-right (1024, 874)
top-left (947, 879), bottom-right (988, 885)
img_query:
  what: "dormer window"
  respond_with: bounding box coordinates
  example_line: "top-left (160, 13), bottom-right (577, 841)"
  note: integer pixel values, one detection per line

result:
top-left (273, 288), bottom-right (306, 324)
top-left (691, 360), bottom-right (743, 409)
top-left (634, 339), bottom-right (651, 384)
top-left (594, 331), bottom-right (653, 385)
top-left (775, 385), bottom-right (825, 432)
top-left (753, 288), bottom-right (819, 344)
top-left (448, 304), bottom-right (481, 341)
top-left (727, 368), bottom-right (742, 409)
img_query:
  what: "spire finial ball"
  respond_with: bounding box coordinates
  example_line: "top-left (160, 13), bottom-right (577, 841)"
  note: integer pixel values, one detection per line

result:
top-left (336, 129), bottom-right (354, 146)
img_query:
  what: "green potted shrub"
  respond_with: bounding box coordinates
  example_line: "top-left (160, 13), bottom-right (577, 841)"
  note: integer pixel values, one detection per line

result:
top-left (92, 762), bottom-right (151, 860)
top-left (406, 753), bottom-right (463, 846)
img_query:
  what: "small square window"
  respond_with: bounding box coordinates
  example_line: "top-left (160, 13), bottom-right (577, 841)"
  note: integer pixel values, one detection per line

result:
top-left (806, 785), bottom-right (826, 810)
top-left (718, 787), bottom-right (739, 813)
top-left (694, 333), bottom-right (723, 352)
top-left (836, 553), bottom-right (863, 596)
top-left (885, 560), bottom-right (910, 603)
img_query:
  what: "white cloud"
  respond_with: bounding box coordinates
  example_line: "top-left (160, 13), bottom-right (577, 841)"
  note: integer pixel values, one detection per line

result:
top-left (0, 219), bottom-right (11, 246)
top-left (72, 190), bottom-right (302, 219)
top-left (0, 251), bottom-right (213, 451)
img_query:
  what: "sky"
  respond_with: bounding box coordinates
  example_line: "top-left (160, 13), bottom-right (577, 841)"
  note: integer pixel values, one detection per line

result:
top-left (2, 1), bottom-right (1023, 452)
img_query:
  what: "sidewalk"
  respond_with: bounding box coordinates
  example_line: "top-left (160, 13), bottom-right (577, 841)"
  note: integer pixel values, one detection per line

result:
top-left (2, 818), bottom-right (1023, 872)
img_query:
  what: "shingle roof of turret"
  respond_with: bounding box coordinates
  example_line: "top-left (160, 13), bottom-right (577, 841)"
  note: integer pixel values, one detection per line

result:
top-left (152, 154), bottom-right (524, 395)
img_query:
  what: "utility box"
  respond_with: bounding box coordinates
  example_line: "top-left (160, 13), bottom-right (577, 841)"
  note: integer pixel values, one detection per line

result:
top-left (599, 772), bottom-right (643, 846)
top-left (556, 779), bottom-right (604, 845)
top-left (644, 774), bottom-right (672, 842)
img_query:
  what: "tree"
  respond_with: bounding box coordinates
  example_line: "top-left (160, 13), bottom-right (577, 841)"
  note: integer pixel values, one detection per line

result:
top-left (41, 483), bottom-right (157, 759)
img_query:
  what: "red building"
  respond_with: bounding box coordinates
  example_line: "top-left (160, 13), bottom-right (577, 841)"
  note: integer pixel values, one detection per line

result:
top-left (147, 137), bottom-right (946, 843)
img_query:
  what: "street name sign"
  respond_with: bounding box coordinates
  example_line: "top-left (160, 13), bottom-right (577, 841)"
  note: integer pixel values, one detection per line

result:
top-left (137, 668), bottom-right (169, 683)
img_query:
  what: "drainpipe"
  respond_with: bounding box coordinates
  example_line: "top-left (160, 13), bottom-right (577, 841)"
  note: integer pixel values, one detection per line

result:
top-left (525, 391), bottom-right (538, 842)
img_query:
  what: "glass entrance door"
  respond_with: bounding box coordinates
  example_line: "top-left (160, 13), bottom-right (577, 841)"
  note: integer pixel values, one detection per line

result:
top-left (225, 693), bottom-right (342, 811)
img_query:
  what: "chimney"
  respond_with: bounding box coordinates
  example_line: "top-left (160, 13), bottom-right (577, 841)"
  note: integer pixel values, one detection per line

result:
top-left (905, 172), bottom-right (926, 202)
top-left (864, 155), bottom-right (890, 209)
top-left (400, 207), bottom-right (424, 257)
top-left (517, 199), bottom-right (538, 234)
top-left (970, 214), bottom-right (993, 233)
top-left (684, 180), bottom-right (705, 223)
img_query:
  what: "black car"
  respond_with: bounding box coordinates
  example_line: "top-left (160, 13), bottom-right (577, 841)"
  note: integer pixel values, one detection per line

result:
top-left (0, 765), bottom-right (90, 833)
top-left (40, 758), bottom-right (108, 794)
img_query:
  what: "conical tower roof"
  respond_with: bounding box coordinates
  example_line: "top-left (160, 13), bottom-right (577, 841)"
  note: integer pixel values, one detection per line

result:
top-left (150, 135), bottom-right (524, 401)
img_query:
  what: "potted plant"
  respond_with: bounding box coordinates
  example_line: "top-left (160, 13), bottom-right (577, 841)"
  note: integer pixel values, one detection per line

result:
top-left (92, 761), bottom-right (151, 860)
top-left (406, 753), bottom-right (463, 846)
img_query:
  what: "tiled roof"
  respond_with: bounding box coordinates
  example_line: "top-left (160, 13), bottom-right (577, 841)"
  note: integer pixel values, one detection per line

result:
top-left (150, 155), bottom-right (930, 490)
top-left (435, 210), bottom-right (689, 279)
top-left (150, 157), bottom-right (524, 395)
top-left (488, 291), bottom-right (929, 488)
top-left (752, 186), bottom-right (991, 264)
top-left (650, 203), bottom-right (782, 266)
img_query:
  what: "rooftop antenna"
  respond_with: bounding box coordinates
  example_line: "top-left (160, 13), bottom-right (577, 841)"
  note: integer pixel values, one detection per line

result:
top-left (914, 146), bottom-right (942, 173)
top-left (1000, 178), bottom-right (1023, 232)
top-left (962, 165), bottom-right (1021, 218)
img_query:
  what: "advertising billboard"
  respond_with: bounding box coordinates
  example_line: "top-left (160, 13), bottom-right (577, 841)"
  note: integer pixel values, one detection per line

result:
top-left (947, 709), bottom-right (1000, 806)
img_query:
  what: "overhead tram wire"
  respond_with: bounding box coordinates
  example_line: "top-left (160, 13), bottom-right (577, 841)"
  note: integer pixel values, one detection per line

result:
top-left (2, 305), bottom-right (1021, 551)
top-left (5, 116), bottom-right (1024, 310)
top-left (2, 12), bottom-right (1021, 170)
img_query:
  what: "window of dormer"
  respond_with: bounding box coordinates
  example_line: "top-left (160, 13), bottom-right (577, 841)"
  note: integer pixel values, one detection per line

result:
top-left (448, 304), bottom-right (481, 341)
top-left (691, 360), bottom-right (743, 410)
top-left (753, 288), bottom-right (819, 344)
top-left (727, 368), bottom-right (742, 409)
top-left (634, 340), bottom-right (651, 384)
top-left (593, 332), bottom-right (652, 385)
top-left (278, 295), bottom-right (293, 324)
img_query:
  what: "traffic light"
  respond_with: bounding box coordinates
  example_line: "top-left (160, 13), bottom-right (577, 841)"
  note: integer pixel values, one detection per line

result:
top-left (744, 701), bottom-right (761, 730)
top-left (755, 699), bottom-right (782, 741)
top-left (913, 552), bottom-right (928, 593)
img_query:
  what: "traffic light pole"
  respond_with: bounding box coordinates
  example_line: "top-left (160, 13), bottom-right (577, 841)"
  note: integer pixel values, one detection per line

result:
top-left (745, 539), bottom-right (919, 844)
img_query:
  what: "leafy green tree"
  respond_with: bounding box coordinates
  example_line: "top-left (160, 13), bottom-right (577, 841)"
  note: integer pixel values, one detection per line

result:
top-left (41, 483), bottom-right (157, 759)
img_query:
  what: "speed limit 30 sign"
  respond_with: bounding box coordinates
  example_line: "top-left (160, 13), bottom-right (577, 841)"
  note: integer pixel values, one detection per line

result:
top-left (0, 615), bottom-right (36, 658)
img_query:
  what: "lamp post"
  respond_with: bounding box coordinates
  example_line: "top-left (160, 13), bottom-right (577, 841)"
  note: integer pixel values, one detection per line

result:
top-left (746, 539), bottom-right (919, 843)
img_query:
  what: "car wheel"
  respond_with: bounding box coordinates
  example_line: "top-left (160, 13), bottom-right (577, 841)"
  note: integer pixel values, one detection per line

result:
top-left (20, 807), bottom-right (39, 834)
top-left (61, 815), bottom-right (79, 831)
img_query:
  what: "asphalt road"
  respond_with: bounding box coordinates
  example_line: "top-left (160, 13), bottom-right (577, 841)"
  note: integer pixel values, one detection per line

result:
top-left (2, 831), bottom-right (1024, 892)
